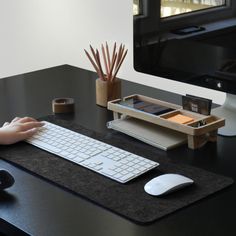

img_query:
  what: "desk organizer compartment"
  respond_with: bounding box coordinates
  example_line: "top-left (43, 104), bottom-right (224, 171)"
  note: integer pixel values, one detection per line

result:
top-left (108, 94), bottom-right (225, 150)
top-left (160, 109), bottom-right (206, 124)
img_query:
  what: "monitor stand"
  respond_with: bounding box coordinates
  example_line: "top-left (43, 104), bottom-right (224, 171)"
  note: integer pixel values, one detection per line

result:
top-left (212, 93), bottom-right (236, 137)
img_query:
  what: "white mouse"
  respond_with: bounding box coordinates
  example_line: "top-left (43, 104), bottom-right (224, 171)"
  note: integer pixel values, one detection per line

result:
top-left (144, 174), bottom-right (194, 196)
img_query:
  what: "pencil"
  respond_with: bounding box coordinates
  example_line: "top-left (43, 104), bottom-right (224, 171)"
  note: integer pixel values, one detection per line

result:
top-left (96, 49), bottom-right (105, 81)
top-left (90, 45), bottom-right (99, 65)
top-left (112, 49), bottom-right (128, 82)
top-left (106, 42), bottom-right (111, 70)
top-left (120, 44), bottom-right (125, 62)
top-left (84, 49), bottom-right (100, 75)
top-left (108, 52), bottom-right (117, 81)
top-left (112, 42), bottom-right (117, 65)
top-left (116, 43), bottom-right (123, 69)
top-left (101, 44), bottom-right (109, 78)
top-left (85, 42), bottom-right (127, 83)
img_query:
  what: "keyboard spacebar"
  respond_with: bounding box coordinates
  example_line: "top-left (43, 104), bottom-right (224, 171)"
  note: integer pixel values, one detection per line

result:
top-left (28, 140), bottom-right (61, 153)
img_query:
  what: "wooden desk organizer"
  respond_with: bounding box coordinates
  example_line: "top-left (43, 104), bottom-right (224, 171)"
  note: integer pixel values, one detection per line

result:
top-left (108, 94), bottom-right (225, 150)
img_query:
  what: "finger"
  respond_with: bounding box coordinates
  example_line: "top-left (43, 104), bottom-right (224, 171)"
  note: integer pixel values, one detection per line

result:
top-left (19, 128), bottom-right (39, 140)
top-left (3, 122), bottom-right (10, 127)
top-left (20, 121), bottom-right (45, 131)
top-left (11, 117), bottom-right (21, 123)
top-left (17, 117), bottom-right (38, 124)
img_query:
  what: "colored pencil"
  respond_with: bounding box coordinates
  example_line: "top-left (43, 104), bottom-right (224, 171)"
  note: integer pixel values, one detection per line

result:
top-left (96, 49), bottom-right (105, 81)
top-left (101, 44), bottom-right (109, 77)
top-left (84, 42), bottom-right (128, 82)
top-left (112, 49), bottom-right (128, 82)
top-left (106, 42), bottom-right (111, 70)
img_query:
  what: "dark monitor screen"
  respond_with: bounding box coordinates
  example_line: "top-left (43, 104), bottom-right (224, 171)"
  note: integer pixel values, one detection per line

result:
top-left (133, 0), bottom-right (236, 136)
top-left (133, 0), bottom-right (236, 95)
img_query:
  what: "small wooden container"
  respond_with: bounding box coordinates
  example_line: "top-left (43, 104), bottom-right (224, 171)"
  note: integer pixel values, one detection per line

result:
top-left (96, 78), bottom-right (121, 107)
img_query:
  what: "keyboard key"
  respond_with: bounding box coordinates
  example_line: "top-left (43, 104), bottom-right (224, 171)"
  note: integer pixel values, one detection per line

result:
top-left (119, 173), bottom-right (135, 182)
top-left (73, 157), bottom-right (84, 163)
top-left (31, 140), bottom-right (61, 153)
top-left (101, 169), bottom-right (116, 177)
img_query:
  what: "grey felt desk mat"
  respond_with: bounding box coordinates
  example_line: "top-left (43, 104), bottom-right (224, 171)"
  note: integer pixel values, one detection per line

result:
top-left (0, 115), bottom-right (233, 224)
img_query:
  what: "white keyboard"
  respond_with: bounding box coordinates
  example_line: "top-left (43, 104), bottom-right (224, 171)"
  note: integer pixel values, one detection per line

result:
top-left (26, 121), bottom-right (159, 183)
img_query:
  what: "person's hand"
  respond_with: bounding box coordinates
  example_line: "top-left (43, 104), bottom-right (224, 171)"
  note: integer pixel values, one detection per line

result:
top-left (0, 117), bottom-right (44, 145)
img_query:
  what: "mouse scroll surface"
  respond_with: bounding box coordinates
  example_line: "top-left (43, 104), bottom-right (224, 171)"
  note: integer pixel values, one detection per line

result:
top-left (144, 174), bottom-right (194, 196)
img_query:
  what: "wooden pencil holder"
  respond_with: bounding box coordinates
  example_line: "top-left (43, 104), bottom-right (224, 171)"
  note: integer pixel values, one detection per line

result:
top-left (96, 78), bottom-right (121, 107)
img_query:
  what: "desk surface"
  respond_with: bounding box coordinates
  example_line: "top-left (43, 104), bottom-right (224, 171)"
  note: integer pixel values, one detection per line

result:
top-left (0, 65), bottom-right (235, 236)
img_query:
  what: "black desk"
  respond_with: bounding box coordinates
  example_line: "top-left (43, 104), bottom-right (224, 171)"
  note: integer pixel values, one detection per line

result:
top-left (0, 65), bottom-right (235, 236)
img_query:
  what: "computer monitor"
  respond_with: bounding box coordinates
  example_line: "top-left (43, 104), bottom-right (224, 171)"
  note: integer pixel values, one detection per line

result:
top-left (133, 0), bottom-right (236, 136)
